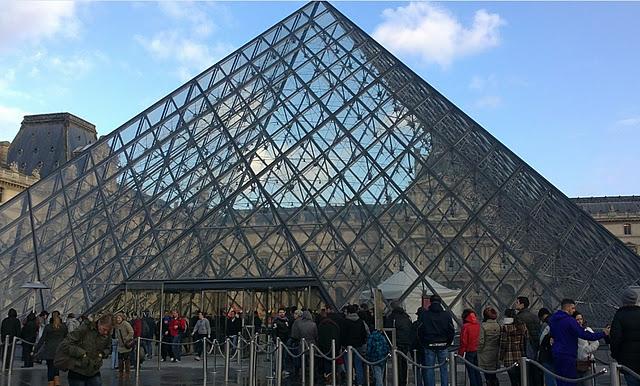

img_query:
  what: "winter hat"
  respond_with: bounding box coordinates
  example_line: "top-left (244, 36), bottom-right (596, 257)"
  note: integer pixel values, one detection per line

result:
top-left (621, 288), bottom-right (638, 305)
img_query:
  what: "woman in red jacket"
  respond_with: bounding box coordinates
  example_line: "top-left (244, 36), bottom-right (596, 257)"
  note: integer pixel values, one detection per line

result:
top-left (459, 309), bottom-right (482, 386)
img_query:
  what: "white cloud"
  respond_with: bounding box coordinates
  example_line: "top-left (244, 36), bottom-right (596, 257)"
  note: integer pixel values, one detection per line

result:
top-left (469, 74), bottom-right (498, 91)
top-left (49, 55), bottom-right (94, 78)
top-left (373, 2), bottom-right (505, 68)
top-left (0, 1), bottom-right (80, 52)
top-left (0, 105), bottom-right (30, 141)
top-left (616, 117), bottom-right (640, 127)
top-left (134, 2), bottom-right (234, 80)
top-left (475, 95), bottom-right (502, 109)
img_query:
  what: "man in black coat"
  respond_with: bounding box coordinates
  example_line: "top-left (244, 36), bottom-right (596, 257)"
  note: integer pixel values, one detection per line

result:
top-left (384, 301), bottom-right (413, 386)
top-left (419, 295), bottom-right (455, 386)
top-left (1, 308), bottom-right (22, 370)
top-left (610, 287), bottom-right (640, 386)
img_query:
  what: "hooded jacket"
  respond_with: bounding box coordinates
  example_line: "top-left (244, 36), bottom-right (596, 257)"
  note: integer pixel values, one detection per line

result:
top-left (342, 313), bottom-right (368, 348)
top-left (291, 311), bottom-right (318, 345)
top-left (609, 305), bottom-right (640, 373)
top-left (384, 307), bottom-right (413, 348)
top-left (273, 315), bottom-right (290, 341)
top-left (548, 310), bottom-right (604, 359)
top-left (54, 320), bottom-right (111, 377)
top-left (419, 302), bottom-right (455, 348)
top-left (458, 312), bottom-right (480, 355)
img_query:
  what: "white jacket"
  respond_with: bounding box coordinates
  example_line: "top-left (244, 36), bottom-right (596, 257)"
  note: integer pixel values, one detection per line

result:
top-left (577, 327), bottom-right (599, 360)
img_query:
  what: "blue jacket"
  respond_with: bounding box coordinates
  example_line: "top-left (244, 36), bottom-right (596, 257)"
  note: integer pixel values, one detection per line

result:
top-left (548, 310), bottom-right (604, 358)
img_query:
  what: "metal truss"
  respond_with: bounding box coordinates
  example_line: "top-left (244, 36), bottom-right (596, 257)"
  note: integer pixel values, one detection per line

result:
top-left (0, 1), bottom-right (638, 326)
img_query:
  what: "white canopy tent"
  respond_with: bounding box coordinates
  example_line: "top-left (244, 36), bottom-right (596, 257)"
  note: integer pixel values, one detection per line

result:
top-left (361, 267), bottom-right (463, 320)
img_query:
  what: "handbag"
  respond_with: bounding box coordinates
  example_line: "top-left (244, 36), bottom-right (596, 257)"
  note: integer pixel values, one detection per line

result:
top-left (576, 359), bottom-right (592, 372)
top-left (118, 329), bottom-right (135, 350)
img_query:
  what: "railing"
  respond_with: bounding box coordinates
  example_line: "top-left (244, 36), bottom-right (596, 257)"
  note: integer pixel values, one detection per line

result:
top-left (3, 332), bottom-right (636, 386)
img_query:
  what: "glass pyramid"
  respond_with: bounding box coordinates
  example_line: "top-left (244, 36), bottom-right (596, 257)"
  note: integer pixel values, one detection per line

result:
top-left (0, 1), bottom-right (637, 326)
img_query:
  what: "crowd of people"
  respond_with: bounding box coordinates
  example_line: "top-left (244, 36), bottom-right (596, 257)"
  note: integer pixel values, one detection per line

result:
top-left (0, 287), bottom-right (637, 386)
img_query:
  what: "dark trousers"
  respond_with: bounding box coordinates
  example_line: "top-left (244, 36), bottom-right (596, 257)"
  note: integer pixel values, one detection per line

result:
top-left (46, 359), bottom-right (59, 381)
top-left (553, 355), bottom-right (577, 386)
top-left (485, 373), bottom-right (499, 386)
top-left (22, 343), bottom-right (34, 367)
top-left (507, 366), bottom-right (521, 386)
top-left (465, 352), bottom-right (483, 386)
top-left (161, 335), bottom-right (172, 360)
top-left (397, 345), bottom-right (409, 386)
top-left (194, 333), bottom-right (206, 356)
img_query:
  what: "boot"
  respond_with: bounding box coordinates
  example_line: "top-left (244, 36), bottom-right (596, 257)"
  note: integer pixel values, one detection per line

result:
top-left (118, 361), bottom-right (124, 375)
top-left (124, 359), bottom-right (131, 373)
top-left (53, 376), bottom-right (61, 386)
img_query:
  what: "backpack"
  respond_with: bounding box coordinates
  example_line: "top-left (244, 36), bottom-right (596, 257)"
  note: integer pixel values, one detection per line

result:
top-left (366, 330), bottom-right (390, 362)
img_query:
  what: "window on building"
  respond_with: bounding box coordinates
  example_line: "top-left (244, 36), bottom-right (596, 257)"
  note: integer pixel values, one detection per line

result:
top-left (624, 223), bottom-right (632, 235)
top-left (0, 187), bottom-right (3, 203)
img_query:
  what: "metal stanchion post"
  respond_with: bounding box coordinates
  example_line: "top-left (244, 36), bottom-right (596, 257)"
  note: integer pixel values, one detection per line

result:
top-left (136, 337), bottom-right (141, 384)
top-left (302, 338), bottom-right (306, 386)
top-left (346, 346), bottom-right (353, 386)
top-left (610, 362), bottom-right (621, 386)
top-left (331, 339), bottom-right (337, 386)
top-left (8, 337), bottom-right (17, 377)
top-left (309, 344), bottom-right (315, 386)
top-left (392, 348), bottom-right (399, 386)
top-left (590, 362), bottom-right (596, 386)
top-left (249, 338), bottom-right (255, 386)
top-left (413, 349), bottom-right (419, 386)
top-left (449, 351), bottom-right (457, 386)
top-left (267, 336), bottom-right (276, 382)
top-left (237, 335), bottom-right (242, 369)
top-left (225, 338), bottom-right (230, 383)
top-left (276, 340), bottom-right (283, 386)
top-left (520, 357), bottom-right (529, 386)
top-left (3, 335), bottom-right (9, 373)
top-left (210, 340), bottom-right (218, 374)
top-left (203, 339), bottom-right (207, 385)
top-left (366, 365), bottom-right (371, 386)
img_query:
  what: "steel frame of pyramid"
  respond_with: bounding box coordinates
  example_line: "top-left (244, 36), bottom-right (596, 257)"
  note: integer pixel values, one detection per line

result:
top-left (0, 1), bottom-right (638, 326)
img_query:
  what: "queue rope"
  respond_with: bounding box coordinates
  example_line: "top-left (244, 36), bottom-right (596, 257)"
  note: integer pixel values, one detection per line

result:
top-left (454, 354), bottom-right (518, 374)
top-left (350, 349), bottom-right (391, 366)
top-left (394, 350), bottom-right (451, 370)
top-left (527, 359), bottom-right (607, 382)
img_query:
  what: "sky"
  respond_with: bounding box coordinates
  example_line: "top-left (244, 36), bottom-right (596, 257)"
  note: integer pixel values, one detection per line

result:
top-left (0, 1), bottom-right (639, 198)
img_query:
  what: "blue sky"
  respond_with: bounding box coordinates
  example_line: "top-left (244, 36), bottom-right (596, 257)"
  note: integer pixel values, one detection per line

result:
top-left (0, 1), bottom-right (638, 198)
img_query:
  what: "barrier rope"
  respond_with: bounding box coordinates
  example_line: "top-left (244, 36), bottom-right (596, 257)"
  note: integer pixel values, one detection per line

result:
top-left (395, 350), bottom-right (450, 370)
top-left (139, 337), bottom-right (204, 346)
top-left (14, 338), bottom-right (37, 345)
top-left (280, 343), bottom-right (310, 358)
top-left (312, 347), bottom-right (346, 361)
top-left (618, 364), bottom-right (640, 381)
top-left (453, 354), bottom-right (517, 374)
top-left (351, 349), bottom-right (391, 366)
top-left (526, 359), bottom-right (607, 383)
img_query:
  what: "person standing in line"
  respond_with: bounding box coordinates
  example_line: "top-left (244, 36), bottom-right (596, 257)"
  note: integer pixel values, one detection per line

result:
top-left (318, 309), bottom-right (341, 384)
top-left (66, 314), bottom-right (80, 333)
top-left (225, 310), bottom-right (242, 352)
top-left (160, 311), bottom-right (173, 362)
top-left (384, 301), bottom-right (413, 386)
top-left (419, 295), bottom-right (455, 386)
top-left (168, 310), bottom-right (187, 362)
top-left (20, 312), bottom-right (38, 368)
top-left (140, 310), bottom-right (155, 360)
top-left (499, 309), bottom-right (528, 386)
top-left (55, 313), bottom-right (113, 386)
top-left (573, 312), bottom-right (599, 386)
top-left (34, 312), bottom-right (68, 386)
top-left (609, 287), bottom-right (640, 386)
top-left (537, 308), bottom-right (555, 386)
top-left (342, 304), bottom-right (369, 386)
top-left (1, 309), bottom-right (22, 370)
top-left (114, 313), bottom-right (134, 376)
top-left (191, 311), bottom-right (211, 361)
top-left (515, 296), bottom-right (542, 386)
top-left (459, 309), bottom-right (482, 386)
top-left (478, 307), bottom-right (501, 386)
top-left (548, 299), bottom-right (607, 386)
